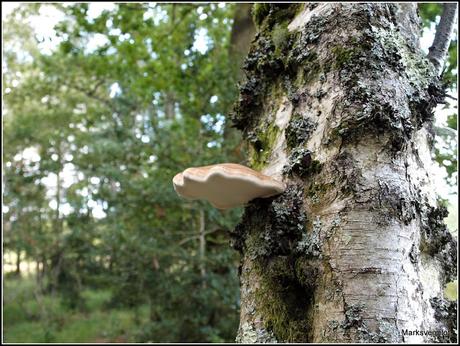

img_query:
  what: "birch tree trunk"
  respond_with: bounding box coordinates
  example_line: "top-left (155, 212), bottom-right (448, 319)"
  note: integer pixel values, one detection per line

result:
top-left (229, 3), bottom-right (457, 343)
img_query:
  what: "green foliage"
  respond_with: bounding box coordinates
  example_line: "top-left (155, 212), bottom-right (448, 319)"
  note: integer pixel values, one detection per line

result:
top-left (434, 114), bottom-right (457, 184)
top-left (3, 3), bottom-right (243, 342)
top-left (419, 3), bottom-right (442, 28)
top-left (3, 277), bottom-right (149, 342)
top-left (419, 3), bottom-right (457, 191)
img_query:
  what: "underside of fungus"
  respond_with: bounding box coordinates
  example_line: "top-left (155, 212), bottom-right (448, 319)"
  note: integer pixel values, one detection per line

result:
top-left (172, 163), bottom-right (286, 209)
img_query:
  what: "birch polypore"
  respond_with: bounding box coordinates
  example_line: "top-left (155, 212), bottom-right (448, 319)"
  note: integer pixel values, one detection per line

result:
top-left (172, 163), bottom-right (286, 209)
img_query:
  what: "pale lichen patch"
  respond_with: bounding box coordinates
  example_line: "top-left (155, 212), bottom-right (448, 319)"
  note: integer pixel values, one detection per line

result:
top-left (370, 24), bottom-right (435, 90)
top-left (287, 3), bottom-right (332, 32)
top-left (262, 99), bottom-right (292, 180)
top-left (236, 322), bottom-right (279, 343)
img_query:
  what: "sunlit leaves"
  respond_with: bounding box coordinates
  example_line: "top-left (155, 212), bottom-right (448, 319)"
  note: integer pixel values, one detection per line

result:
top-left (3, 3), bottom-right (242, 341)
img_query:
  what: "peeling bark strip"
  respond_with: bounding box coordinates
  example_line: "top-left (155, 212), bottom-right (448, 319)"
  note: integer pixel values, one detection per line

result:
top-left (230, 3), bottom-right (457, 343)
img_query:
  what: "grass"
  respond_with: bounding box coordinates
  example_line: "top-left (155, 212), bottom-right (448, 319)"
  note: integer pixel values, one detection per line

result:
top-left (3, 276), bottom-right (149, 343)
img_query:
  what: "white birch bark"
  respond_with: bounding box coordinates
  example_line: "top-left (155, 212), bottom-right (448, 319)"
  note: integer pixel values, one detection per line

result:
top-left (231, 3), bottom-right (457, 343)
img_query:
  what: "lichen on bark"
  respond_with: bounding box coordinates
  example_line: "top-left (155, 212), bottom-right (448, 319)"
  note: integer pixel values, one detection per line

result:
top-left (232, 183), bottom-right (323, 342)
top-left (232, 3), bottom-right (457, 343)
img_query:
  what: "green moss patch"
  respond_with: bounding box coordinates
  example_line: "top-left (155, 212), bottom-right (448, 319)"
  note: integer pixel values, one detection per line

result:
top-left (252, 255), bottom-right (315, 342)
top-left (248, 123), bottom-right (280, 170)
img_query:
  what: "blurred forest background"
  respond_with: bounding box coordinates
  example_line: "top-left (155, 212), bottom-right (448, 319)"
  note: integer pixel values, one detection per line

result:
top-left (2, 3), bottom-right (457, 343)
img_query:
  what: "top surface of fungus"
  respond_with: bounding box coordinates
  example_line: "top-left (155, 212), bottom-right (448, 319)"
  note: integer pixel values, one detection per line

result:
top-left (172, 163), bottom-right (286, 209)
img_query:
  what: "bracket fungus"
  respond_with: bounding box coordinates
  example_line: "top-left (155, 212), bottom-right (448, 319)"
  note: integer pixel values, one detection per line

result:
top-left (172, 163), bottom-right (286, 209)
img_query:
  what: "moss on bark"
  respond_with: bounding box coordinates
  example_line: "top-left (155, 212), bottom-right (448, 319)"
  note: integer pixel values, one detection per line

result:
top-left (247, 124), bottom-right (280, 171)
top-left (233, 3), bottom-right (455, 343)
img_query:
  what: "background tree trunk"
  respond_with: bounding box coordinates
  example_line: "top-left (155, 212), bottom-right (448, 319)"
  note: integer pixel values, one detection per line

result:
top-left (15, 249), bottom-right (21, 276)
top-left (230, 3), bottom-right (457, 343)
top-left (230, 3), bottom-right (257, 81)
top-left (224, 4), bottom-right (257, 161)
top-left (199, 209), bottom-right (207, 282)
